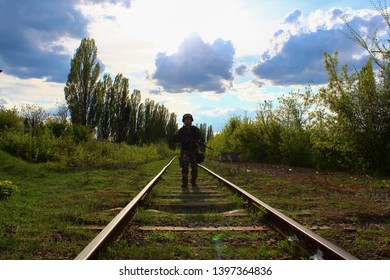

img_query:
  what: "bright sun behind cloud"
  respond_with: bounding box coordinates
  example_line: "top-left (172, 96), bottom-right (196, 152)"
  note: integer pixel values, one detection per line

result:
top-left (128, 0), bottom-right (240, 48)
top-left (80, 0), bottom-right (267, 74)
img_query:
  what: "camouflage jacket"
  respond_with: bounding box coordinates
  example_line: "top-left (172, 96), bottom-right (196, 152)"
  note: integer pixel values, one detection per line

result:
top-left (173, 125), bottom-right (203, 153)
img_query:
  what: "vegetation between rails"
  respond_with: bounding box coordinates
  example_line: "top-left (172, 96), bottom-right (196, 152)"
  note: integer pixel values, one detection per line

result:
top-left (102, 160), bottom-right (303, 260)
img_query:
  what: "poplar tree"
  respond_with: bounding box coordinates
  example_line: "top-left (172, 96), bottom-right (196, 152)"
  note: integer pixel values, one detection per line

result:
top-left (206, 125), bottom-right (214, 142)
top-left (166, 113), bottom-right (178, 149)
top-left (128, 90), bottom-right (141, 144)
top-left (96, 74), bottom-right (113, 140)
top-left (112, 74), bottom-right (130, 143)
top-left (64, 38), bottom-right (100, 127)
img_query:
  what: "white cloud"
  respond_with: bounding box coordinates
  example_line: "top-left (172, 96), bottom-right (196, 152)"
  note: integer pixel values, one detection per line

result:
top-left (152, 33), bottom-right (235, 93)
top-left (0, 74), bottom-right (64, 110)
top-left (232, 81), bottom-right (278, 102)
top-left (196, 106), bottom-right (239, 118)
top-left (253, 7), bottom-right (385, 86)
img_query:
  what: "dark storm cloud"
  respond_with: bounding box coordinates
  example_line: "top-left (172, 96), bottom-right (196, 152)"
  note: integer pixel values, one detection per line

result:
top-left (152, 33), bottom-right (235, 93)
top-left (253, 10), bottom-right (386, 86)
top-left (0, 0), bottom-right (131, 82)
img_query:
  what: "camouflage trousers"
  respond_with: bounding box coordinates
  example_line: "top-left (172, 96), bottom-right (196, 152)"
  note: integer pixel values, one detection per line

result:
top-left (179, 151), bottom-right (198, 186)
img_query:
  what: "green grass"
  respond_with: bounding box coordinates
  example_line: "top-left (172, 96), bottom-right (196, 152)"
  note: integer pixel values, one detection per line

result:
top-left (0, 149), bottom-right (176, 259)
top-left (201, 160), bottom-right (390, 260)
top-left (102, 229), bottom-right (290, 260)
top-left (2, 151), bottom-right (389, 260)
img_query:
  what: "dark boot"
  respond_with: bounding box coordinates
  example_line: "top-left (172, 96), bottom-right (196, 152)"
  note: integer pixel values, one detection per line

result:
top-left (191, 172), bottom-right (198, 188)
top-left (181, 174), bottom-right (188, 188)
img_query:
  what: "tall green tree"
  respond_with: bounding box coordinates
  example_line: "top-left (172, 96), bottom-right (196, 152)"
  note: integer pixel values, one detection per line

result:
top-left (112, 74), bottom-right (130, 143)
top-left (199, 123), bottom-right (207, 143)
top-left (256, 100), bottom-right (282, 163)
top-left (166, 113), bottom-right (178, 149)
top-left (64, 38), bottom-right (101, 127)
top-left (96, 74), bottom-right (113, 140)
top-left (142, 99), bottom-right (155, 144)
top-left (206, 125), bottom-right (214, 142)
top-left (276, 90), bottom-right (313, 166)
top-left (128, 90), bottom-right (141, 144)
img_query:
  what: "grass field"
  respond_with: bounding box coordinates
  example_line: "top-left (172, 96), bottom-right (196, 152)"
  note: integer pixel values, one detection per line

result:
top-left (1, 150), bottom-right (389, 259)
top-left (0, 150), bottom-right (173, 259)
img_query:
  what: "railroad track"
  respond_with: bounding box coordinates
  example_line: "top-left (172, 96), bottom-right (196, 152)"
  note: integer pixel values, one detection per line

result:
top-left (75, 157), bottom-right (357, 260)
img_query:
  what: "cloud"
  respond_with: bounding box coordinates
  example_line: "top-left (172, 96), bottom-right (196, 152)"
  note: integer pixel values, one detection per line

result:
top-left (235, 64), bottom-right (248, 76)
top-left (0, 74), bottom-right (65, 108)
top-left (152, 33), bottom-right (235, 93)
top-left (0, 0), bottom-right (131, 83)
top-left (253, 7), bottom-right (385, 86)
top-left (87, 0), bottom-right (131, 8)
top-left (0, 96), bottom-right (13, 107)
top-left (283, 9), bottom-right (302, 25)
top-left (194, 106), bottom-right (257, 132)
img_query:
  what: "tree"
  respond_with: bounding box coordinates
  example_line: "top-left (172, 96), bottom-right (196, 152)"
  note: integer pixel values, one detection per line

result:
top-left (54, 102), bottom-right (69, 123)
top-left (199, 123), bottom-right (207, 143)
top-left (136, 102), bottom-right (145, 144)
top-left (112, 74), bottom-right (130, 143)
top-left (320, 52), bottom-right (390, 172)
top-left (20, 104), bottom-right (48, 128)
top-left (206, 125), bottom-right (214, 142)
top-left (256, 100), bottom-right (282, 163)
top-left (0, 105), bottom-right (23, 132)
top-left (96, 74), bottom-right (113, 140)
top-left (344, 0), bottom-right (390, 71)
top-left (166, 113), bottom-right (178, 149)
top-left (64, 38), bottom-right (101, 127)
top-left (128, 90), bottom-right (141, 144)
top-left (276, 90), bottom-right (313, 166)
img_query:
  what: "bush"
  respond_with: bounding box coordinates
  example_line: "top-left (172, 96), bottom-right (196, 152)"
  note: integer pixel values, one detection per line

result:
top-left (45, 140), bottom-right (175, 170)
top-left (0, 128), bottom-right (61, 162)
top-left (0, 106), bottom-right (23, 133)
top-left (46, 120), bottom-right (70, 138)
top-left (71, 125), bottom-right (93, 143)
top-left (0, 119), bottom-right (175, 169)
top-left (280, 127), bottom-right (313, 167)
top-left (0, 180), bottom-right (18, 200)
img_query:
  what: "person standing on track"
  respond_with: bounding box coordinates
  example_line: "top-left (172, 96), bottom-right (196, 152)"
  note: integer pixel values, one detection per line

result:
top-left (174, 113), bottom-right (204, 188)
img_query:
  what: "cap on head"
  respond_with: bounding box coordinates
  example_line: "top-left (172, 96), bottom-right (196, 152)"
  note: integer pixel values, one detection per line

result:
top-left (182, 113), bottom-right (193, 122)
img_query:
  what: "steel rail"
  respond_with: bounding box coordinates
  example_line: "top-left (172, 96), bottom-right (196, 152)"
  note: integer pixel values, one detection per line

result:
top-left (199, 164), bottom-right (358, 260)
top-left (75, 156), bottom-right (177, 260)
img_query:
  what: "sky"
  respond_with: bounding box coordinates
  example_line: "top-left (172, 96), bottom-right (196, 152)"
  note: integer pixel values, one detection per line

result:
top-left (0, 0), bottom-right (388, 132)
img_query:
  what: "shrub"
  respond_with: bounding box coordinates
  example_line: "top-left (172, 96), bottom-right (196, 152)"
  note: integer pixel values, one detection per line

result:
top-left (46, 120), bottom-right (70, 138)
top-left (71, 125), bottom-right (93, 143)
top-left (0, 106), bottom-right (23, 133)
top-left (0, 120), bottom-right (175, 169)
top-left (0, 128), bottom-right (61, 162)
top-left (0, 180), bottom-right (18, 200)
top-left (280, 127), bottom-right (313, 167)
